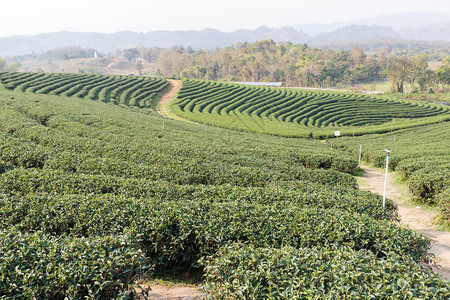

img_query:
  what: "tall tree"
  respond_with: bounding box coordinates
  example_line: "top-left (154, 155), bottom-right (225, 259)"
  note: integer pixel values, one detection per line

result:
top-left (351, 45), bottom-right (366, 65)
top-left (136, 60), bottom-right (144, 75)
top-left (436, 55), bottom-right (450, 91)
top-left (386, 56), bottom-right (412, 93)
top-left (123, 48), bottom-right (140, 62)
top-left (409, 54), bottom-right (429, 91)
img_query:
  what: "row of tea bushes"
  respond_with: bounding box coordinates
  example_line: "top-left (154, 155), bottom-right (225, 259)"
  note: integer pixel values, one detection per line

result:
top-left (0, 168), bottom-right (397, 221)
top-left (0, 229), bottom-right (146, 299)
top-left (0, 194), bottom-right (431, 266)
top-left (203, 244), bottom-right (449, 299)
top-left (332, 122), bottom-right (450, 225)
top-left (0, 85), bottom-right (445, 297)
top-left (172, 78), bottom-right (449, 137)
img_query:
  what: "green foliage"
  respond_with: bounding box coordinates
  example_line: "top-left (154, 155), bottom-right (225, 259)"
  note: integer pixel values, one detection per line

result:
top-left (436, 188), bottom-right (450, 222)
top-left (0, 79), bottom-right (444, 297)
top-left (151, 40), bottom-right (449, 87)
top-left (0, 194), bottom-right (430, 266)
top-left (203, 244), bottom-right (450, 299)
top-left (0, 60), bottom-right (21, 72)
top-left (5, 62), bottom-right (21, 72)
top-left (436, 55), bottom-right (450, 91)
top-left (0, 133), bottom-right (50, 168)
top-left (0, 168), bottom-right (397, 221)
top-left (0, 72), bottom-right (168, 108)
top-left (0, 159), bottom-right (13, 174)
top-left (0, 230), bottom-right (146, 299)
top-left (408, 165), bottom-right (450, 203)
top-left (332, 122), bottom-right (450, 225)
top-left (172, 78), bottom-right (449, 137)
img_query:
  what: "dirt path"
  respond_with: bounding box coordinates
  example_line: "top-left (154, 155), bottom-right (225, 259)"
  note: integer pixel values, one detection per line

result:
top-left (105, 58), bottom-right (118, 69)
top-left (134, 284), bottom-right (203, 300)
top-left (358, 164), bottom-right (450, 280)
top-left (157, 79), bottom-right (181, 118)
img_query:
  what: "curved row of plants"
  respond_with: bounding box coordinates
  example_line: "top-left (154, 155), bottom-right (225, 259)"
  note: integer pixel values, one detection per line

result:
top-left (172, 78), bottom-right (450, 138)
top-left (0, 71), bottom-right (168, 108)
top-left (0, 81), bottom-right (448, 298)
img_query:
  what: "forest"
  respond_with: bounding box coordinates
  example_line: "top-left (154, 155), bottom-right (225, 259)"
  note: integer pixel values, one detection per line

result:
top-left (122, 40), bottom-right (450, 92)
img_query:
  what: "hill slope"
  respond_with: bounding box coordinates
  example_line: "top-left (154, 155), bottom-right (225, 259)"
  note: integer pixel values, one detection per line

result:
top-left (0, 74), bottom-right (449, 297)
top-left (312, 25), bottom-right (400, 43)
top-left (172, 78), bottom-right (450, 138)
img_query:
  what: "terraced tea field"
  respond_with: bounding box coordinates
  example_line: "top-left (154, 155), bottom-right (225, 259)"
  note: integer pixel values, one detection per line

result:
top-left (172, 79), bottom-right (450, 137)
top-left (0, 71), bottom-right (167, 108)
top-left (0, 72), bottom-right (449, 298)
top-left (2, 73), bottom-right (448, 139)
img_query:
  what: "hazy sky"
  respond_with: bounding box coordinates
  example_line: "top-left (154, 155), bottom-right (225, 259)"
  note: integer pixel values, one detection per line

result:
top-left (1, 0), bottom-right (449, 37)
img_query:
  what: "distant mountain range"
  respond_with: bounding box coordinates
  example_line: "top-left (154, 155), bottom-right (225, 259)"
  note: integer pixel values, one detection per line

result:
top-left (0, 27), bottom-right (309, 56)
top-left (0, 12), bottom-right (449, 56)
top-left (294, 11), bottom-right (450, 35)
top-left (312, 25), bottom-right (400, 43)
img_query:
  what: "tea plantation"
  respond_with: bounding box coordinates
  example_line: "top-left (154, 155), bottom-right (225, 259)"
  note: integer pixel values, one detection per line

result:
top-left (0, 71), bottom-right (167, 108)
top-left (172, 79), bottom-right (450, 138)
top-left (333, 122), bottom-right (450, 225)
top-left (0, 73), bottom-right (449, 298)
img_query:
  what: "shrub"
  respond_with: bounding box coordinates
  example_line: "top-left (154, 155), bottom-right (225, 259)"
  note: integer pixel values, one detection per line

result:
top-left (203, 244), bottom-right (450, 299)
top-left (0, 230), bottom-right (147, 299)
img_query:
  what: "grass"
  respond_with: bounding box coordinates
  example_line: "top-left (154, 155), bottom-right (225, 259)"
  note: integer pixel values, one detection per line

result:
top-left (341, 80), bottom-right (449, 97)
top-left (348, 81), bottom-right (391, 93)
top-left (351, 167), bottom-right (365, 177)
top-left (143, 270), bottom-right (204, 287)
top-left (150, 94), bottom-right (161, 111)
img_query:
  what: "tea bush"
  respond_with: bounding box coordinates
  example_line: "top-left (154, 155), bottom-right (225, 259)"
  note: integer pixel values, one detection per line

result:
top-left (203, 244), bottom-right (449, 299)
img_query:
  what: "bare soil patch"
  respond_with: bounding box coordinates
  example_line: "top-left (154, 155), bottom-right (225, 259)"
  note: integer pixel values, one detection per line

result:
top-left (157, 79), bottom-right (181, 118)
top-left (134, 284), bottom-right (203, 300)
top-left (358, 164), bottom-right (450, 280)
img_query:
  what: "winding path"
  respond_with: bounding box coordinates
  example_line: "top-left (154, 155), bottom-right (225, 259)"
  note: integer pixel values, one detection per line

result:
top-left (157, 79), bottom-right (181, 118)
top-left (358, 164), bottom-right (450, 280)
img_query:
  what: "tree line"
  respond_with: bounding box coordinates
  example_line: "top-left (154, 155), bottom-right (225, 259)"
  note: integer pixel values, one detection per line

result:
top-left (124, 40), bottom-right (449, 92)
top-left (0, 59), bottom-right (21, 73)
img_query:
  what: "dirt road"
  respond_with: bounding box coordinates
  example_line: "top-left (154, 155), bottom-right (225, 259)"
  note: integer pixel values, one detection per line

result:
top-left (157, 79), bottom-right (181, 118)
top-left (358, 165), bottom-right (450, 280)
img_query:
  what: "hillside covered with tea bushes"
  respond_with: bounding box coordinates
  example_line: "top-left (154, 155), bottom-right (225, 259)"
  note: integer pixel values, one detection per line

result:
top-left (333, 122), bottom-right (450, 225)
top-left (172, 78), bottom-right (450, 137)
top-left (0, 71), bottom-right (167, 108)
top-left (0, 74), bottom-right (449, 298)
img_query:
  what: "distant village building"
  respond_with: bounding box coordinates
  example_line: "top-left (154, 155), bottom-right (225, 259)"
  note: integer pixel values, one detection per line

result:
top-left (94, 51), bottom-right (98, 58)
top-left (231, 82), bottom-right (284, 87)
top-left (350, 84), bottom-right (363, 92)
